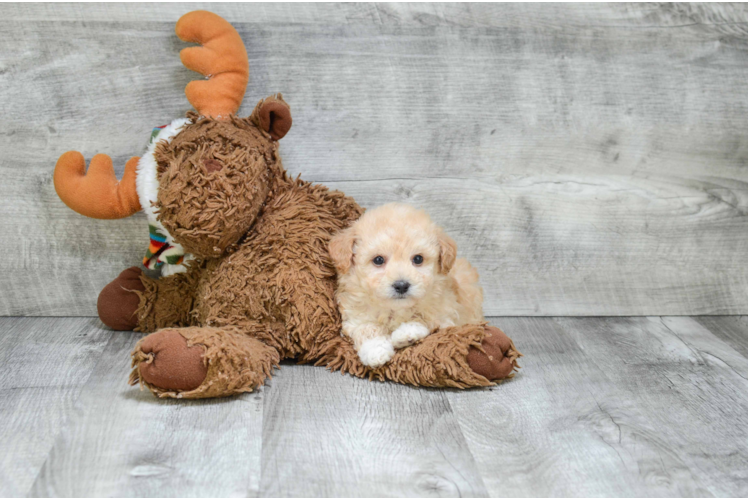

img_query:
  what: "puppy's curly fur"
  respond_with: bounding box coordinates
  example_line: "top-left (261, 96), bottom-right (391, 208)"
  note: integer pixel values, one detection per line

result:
top-left (330, 203), bottom-right (484, 367)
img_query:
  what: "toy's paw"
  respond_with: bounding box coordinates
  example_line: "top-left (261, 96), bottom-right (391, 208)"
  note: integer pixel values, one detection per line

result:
top-left (466, 325), bottom-right (522, 381)
top-left (391, 322), bottom-right (430, 349)
top-left (135, 329), bottom-right (208, 392)
top-left (358, 337), bottom-right (395, 368)
top-left (97, 267), bottom-right (144, 331)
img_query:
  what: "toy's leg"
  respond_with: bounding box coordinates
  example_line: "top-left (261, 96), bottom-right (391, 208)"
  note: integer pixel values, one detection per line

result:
top-left (97, 267), bottom-right (197, 332)
top-left (97, 267), bottom-right (144, 330)
top-left (129, 324), bottom-right (282, 399)
top-left (320, 324), bottom-right (521, 388)
top-left (135, 269), bottom-right (199, 332)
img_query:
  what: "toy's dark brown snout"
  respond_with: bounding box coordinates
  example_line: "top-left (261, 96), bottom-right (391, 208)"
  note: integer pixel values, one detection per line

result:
top-left (203, 158), bottom-right (223, 173)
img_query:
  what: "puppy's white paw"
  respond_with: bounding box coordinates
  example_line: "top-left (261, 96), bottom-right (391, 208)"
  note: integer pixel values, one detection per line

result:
top-left (391, 322), bottom-right (431, 349)
top-left (358, 337), bottom-right (395, 368)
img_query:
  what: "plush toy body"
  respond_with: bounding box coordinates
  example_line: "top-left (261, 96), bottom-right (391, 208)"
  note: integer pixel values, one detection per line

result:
top-left (53, 11), bottom-right (520, 399)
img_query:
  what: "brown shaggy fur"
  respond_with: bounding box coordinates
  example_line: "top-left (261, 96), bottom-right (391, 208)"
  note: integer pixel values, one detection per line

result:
top-left (123, 98), bottom-right (520, 399)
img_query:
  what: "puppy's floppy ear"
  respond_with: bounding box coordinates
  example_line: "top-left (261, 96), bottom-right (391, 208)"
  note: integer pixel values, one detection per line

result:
top-left (329, 226), bottom-right (356, 274)
top-left (437, 230), bottom-right (457, 274)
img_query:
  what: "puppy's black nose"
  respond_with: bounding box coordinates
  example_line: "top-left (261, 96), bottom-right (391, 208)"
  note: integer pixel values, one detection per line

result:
top-left (393, 280), bottom-right (410, 295)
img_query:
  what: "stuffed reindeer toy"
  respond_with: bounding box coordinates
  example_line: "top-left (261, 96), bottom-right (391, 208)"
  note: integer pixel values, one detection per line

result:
top-left (53, 11), bottom-right (520, 398)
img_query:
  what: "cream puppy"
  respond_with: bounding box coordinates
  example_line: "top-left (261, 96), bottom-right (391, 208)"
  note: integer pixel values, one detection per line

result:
top-left (329, 203), bottom-right (484, 368)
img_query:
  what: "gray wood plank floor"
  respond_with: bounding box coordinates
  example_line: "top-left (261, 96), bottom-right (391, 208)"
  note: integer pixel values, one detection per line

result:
top-left (2, 316), bottom-right (747, 497)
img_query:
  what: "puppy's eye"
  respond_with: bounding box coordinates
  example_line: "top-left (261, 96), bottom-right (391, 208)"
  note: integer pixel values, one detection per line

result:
top-left (372, 256), bottom-right (385, 266)
top-left (412, 255), bottom-right (424, 265)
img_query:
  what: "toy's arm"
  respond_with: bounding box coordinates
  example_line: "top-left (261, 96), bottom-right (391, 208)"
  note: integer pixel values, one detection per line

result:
top-left (322, 324), bottom-right (520, 388)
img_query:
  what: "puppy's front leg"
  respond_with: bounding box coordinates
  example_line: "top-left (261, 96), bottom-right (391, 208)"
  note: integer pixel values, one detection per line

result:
top-left (344, 322), bottom-right (394, 368)
top-left (391, 322), bottom-right (431, 349)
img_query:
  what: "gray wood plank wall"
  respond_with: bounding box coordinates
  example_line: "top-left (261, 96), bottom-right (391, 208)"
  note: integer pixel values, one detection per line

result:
top-left (2, 3), bottom-right (748, 316)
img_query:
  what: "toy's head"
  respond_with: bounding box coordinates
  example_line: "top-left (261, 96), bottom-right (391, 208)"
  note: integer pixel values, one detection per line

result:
top-left (54, 11), bottom-right (292, 262)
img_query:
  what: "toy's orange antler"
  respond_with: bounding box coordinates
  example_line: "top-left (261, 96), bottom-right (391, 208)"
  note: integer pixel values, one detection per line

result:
top-left (54, 152), bottom-right (142, 219)
top-left (176, 11), bottom-right (249, 119)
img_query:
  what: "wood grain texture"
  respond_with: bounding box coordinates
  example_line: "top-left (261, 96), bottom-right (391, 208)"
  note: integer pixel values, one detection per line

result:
top-left (1, 316), bottom-right (748, 496)
top-left (449, 316), bottom-right (748, 497)
top-left (29, 328), bottom-right (264, 497)
top-left (258, 362), bottom-right (487, 497)
top-left (6, 3), bottom-right (748, 28)
top-left (0, 317), bottom-right (111, 496)
top-left (695, 315), bottom-right (748, 359)
top-left (2, 3), bottom-right (748, 315)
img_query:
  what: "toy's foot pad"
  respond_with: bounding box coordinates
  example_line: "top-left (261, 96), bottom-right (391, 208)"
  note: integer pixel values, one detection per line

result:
top-left (467, 326), bottom-right (521, 381)
top-left (97, 266), bottom-right (144, 331)
top-left (134, 330), bottom-right (208, 392)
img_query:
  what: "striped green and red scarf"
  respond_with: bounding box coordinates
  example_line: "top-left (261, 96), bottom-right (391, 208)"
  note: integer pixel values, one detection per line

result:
top-left (141, 124), bottom-right (185, 271)
top-left (143, 224), bottom-right (184, 270)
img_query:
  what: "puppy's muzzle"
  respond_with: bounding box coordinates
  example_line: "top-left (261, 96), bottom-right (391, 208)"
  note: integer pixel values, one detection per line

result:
top-left (392, 280), bottom-right (411, 297)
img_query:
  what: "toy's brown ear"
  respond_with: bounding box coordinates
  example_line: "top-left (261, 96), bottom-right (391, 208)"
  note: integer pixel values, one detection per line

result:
top-left (252, 95), bottom-right (292, 141)
top-left (329, 226), bottom-right (356, 274)
top-left (438, 230), bottom-right (457, 274)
